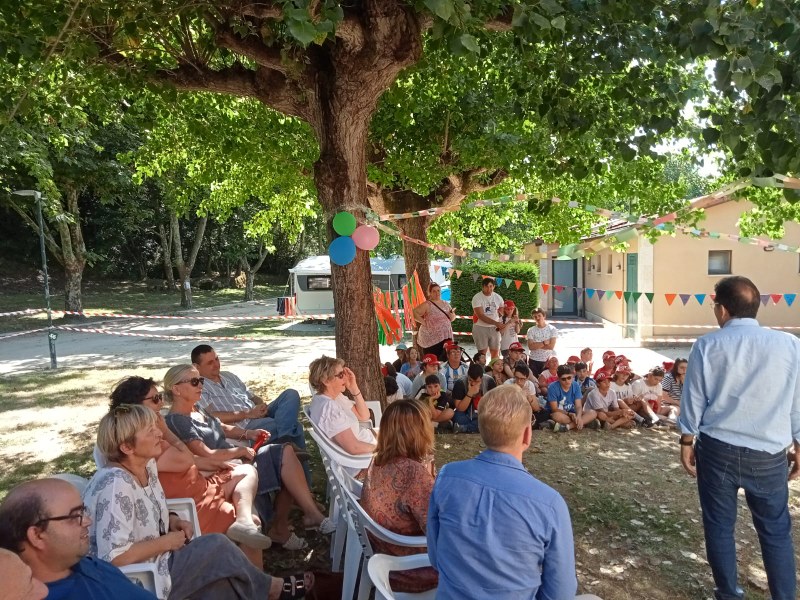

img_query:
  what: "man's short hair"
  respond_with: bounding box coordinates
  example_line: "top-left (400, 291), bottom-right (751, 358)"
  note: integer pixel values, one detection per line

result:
top-left (384, 376), bottom-right (399, 396)
top-left (575, 362), bottom-right (588, 372)
top-left (556, 364), bottom-right (574, 377)
top-left (478, 385), bottom-right (531, 450)
top-left (191, 344), bottom-right (215, 364)
top-left (513, 364), bottom-right (530, 378)
top-left (425, 374), bottom-right (440, 386)
top-left (714, 276), bottom-right (760, 319)
top-left (467, 363), bottom-right (485, 380)
top-left (532, 307), bottom-right (546, 317)
top-left (481, 277), bottom-right (495, 287)
top-left (472, 351), bottom-right (485, 362)
top-left (0, 481), bottom-right (51, 553)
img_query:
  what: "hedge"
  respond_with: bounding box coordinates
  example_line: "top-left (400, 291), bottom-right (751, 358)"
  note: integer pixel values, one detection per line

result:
top-left (450, 260), bottom-right (539, 335)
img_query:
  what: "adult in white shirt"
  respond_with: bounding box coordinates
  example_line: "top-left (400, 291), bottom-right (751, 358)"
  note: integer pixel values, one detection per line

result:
top-left (471, 278), bottom-right (504, 359)
top-left (526, 308), bottom-right (558, 376)
top-left (308, 356), bottom-right (376, 455)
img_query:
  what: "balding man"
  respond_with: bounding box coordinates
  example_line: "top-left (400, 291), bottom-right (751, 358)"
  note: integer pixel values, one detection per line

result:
top-left (0, 478), bottom-right (155, 599)
top-left (680, 275), bottom-right (800, 600)
top-left (428, 385), bottom-right (601, 600)
top-left (0, 548), bottom-right (47, 600)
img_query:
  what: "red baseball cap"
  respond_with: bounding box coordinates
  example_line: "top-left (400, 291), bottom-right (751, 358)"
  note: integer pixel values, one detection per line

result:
top-left (595, 372), bottom-right (609, 382)
top-left (423, 354), bottom-right (440, 365)
top-left (503, 300), bottom-right (516, 308)
top-left (508, 342), bottom-right (524, 352)
top-left (567, 355), bottom-right (580, 363)
top-left (444, 341), bottom-right (460, 352)
top-left (615, 365), bottom-right (632, 374)
top-left (615, 355), bottom-right (630, 365)
top-left (602, 350), bottom-right (616, 361)
top-left (663, 361), bottom-right (674, 371)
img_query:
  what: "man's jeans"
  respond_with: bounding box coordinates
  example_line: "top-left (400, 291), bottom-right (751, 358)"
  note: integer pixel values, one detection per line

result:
top-left (453, 409), bottom-right (479, 433)
top-left (695, 433), bottom-right (795, 600)
top-left (245, 389), bottom-right (306, 450)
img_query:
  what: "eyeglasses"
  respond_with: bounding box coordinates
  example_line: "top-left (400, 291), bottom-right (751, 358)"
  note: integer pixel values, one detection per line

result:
top-left (35, 505), bottom-right (90, 528)
top-left (514, 376), bottom-right (527, 383)
top-left (334, 370), bottom-right (346, 379)
top-left (559, 376), bottom-right (573, 382)
top-left (143, 392), bottom-right (163, 404)
top-left (177, 377), bottom-right (204, 387)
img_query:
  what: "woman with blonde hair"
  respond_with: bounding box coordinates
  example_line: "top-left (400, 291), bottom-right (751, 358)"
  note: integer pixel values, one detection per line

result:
top-left (308, 355), bottom-right (376, 454)
top-left (163, 364), bottom-right (334, 551)
top-left (360, 399), bottom-right (437, 593)
top-left (108, 375), bottom-right (269, 564)
top-left (84, 404), bottom-right (315, 600)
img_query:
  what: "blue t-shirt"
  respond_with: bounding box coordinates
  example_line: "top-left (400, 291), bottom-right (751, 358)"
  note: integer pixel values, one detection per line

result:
top-left (547, 380), bottom-right (583, 413)
top-left (47, 556), bottom-right (156, 600)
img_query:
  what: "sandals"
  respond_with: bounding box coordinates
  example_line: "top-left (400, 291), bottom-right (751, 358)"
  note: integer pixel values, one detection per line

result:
top-left (304, 516), bottom-right (337, 535)
top-left (226, 522), bottom-right (272, 549)
top-left (270, 532), bottom-right (308, 551)
top-left (280, 572), bottom-right (314, 599)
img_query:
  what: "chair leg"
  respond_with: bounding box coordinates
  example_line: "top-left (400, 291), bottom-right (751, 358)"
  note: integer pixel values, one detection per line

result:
top-left (330, 509), bottom-right (347, 572)
top-left (341, 523), bottom-right (363, 600)
top-left (356, 554), bottom-right (373, 600)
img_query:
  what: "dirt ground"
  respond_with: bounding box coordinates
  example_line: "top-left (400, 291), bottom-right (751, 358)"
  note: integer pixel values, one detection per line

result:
top-left (1, 364), bottom-right (798, 600)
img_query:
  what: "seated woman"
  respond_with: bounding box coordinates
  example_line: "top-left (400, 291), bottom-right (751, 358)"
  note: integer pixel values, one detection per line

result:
top-left (162, 365), bottom-right (334, 550)
top-left (360, 400), bottom-right (437, 593)
top-left (399, 347), bottom-right (422, 379)
top-left (308, 356), bottom-right (376, 455)
top-left (84, 404), bottom-right (313, 600)
top-left (487, 357), bottom-right (507, 385)
top-left (537, 355), bottom-right (560, 390)
top-left (108, 376), bottom-right (270, 562)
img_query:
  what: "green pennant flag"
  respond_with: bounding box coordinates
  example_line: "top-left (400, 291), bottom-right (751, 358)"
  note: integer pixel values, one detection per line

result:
top-left (605, 290), bottom-right (614, 300)
top-left (645, 292), bottom-right (655, 303)
top-left (623, 291), bottom-right (633, 303)
top-left (632, 292), bottom-right (642, 302)
top-left (527, 281), bottom-right (536, 292)
top-left (504, 278), bottom-right (512, 288)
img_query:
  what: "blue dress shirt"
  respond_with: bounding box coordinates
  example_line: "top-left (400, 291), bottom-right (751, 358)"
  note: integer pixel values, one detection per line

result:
top-left (46, 556), bottom-right (156, 600)
top-left (428, 449), bottom-right (577, 600)
top-left (679, 318), bottom-right (800, 453)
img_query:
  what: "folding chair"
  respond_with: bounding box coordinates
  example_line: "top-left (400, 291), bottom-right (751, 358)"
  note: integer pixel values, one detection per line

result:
top-left (367, 553), bottom-right (436, 600)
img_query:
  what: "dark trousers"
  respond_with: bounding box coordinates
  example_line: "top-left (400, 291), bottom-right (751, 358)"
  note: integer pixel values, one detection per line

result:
top-left (695, 434), bottom-right (795, 600)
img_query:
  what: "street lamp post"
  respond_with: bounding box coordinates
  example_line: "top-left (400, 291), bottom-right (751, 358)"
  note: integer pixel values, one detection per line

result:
top-left (12, 189), bottom-right (57, 369)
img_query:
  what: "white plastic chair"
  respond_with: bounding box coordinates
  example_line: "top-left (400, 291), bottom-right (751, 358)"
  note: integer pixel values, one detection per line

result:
top-left (367, 553), bottom-right (436, 600)
top-left (365, 400), bottom-right (383, 428)
top-left (327, 459), bottom-right (427, 600)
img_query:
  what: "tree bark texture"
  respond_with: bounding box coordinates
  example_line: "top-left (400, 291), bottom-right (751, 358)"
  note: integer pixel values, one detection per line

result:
top-left (396, 216), bottom-right (433, 295)
top-left (59, 187), bottom-right (87, 315)
top-left (170, 212), bottom-right (208, 309)
top-left (157, 222), bottom-right (176, 291)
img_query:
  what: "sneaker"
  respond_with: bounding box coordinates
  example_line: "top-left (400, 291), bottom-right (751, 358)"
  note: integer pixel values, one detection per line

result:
top-left (553, 423), bottom-right (568, 433)
top-left (652, 418), bottom-right (667, 427)
top-left (640, 419), bottom-right (654, 429)
top-left (587, 419), bottom-right (601, 430)
top-left (452, 421), bottom-right (462, 434)
top-left (540, 420), bottom-right (555, 431)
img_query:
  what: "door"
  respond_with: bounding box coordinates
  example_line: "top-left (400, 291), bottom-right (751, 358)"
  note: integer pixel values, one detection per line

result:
top-left (552, 259), bottom-right (577, 315)
top-left (625, 253), bottom-right (638, 338)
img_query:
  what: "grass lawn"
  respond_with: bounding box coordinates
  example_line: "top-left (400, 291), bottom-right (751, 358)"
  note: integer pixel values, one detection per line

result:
top-left (1, 367), bottom-right (797, 599)
top-left (0, 277), bottom-right (287, 334)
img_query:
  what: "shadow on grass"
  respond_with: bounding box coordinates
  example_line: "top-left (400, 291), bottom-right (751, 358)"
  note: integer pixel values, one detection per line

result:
top-left (0, 446), bottom-right (95, 500)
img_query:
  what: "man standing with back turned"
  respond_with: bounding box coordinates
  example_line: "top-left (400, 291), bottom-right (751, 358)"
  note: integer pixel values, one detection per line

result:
top-left (679, 275), bottom-right (800, 600)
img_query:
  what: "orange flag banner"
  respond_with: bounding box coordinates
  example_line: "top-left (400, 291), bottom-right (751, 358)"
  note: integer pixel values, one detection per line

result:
top-left (665, 293), bottom-right (677, 306)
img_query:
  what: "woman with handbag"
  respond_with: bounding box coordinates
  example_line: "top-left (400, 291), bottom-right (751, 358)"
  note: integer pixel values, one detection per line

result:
top-left (413, 283), bottom-right (456, 361)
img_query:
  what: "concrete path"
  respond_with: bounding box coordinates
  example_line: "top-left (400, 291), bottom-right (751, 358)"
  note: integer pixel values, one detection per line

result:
top-left (0, 302), bottom-right (690, 376)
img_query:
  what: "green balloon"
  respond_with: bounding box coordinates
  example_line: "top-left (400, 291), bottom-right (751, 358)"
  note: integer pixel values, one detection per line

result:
top-left (332, 212), bottom-right (357, 236)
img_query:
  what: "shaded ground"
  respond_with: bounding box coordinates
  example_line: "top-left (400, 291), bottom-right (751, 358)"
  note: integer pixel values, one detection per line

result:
top-left (1, 366), bottom-right (797, 599)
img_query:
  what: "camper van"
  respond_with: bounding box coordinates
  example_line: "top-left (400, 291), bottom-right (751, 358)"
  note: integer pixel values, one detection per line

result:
top-left (288, 255), bottom-right (450, 315)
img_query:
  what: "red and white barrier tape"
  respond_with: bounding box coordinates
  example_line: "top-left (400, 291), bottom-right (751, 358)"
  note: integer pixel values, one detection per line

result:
top-left (51, 310), bottom-right (338, 321)
top-left (52, 326), bottom-right (334, 342)
top-left (0, 327), bottom-right (49, 340)
top-left (0, 308), bottom-right (45, 318)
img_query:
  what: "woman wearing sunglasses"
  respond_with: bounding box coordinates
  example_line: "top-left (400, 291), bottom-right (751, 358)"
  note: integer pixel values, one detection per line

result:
top-left (108, 376), bottom-right (269, 564)
top-left (84, 404), bottom-right (315, 600)
top-left (308, 355), bottom-right (377, 455)
top-left (163, 365), bottom-right (334, 550)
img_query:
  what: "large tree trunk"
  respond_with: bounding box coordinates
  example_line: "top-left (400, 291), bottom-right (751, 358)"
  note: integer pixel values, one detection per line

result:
top-left (157, 222), bottom-right (176, 291)
top-left (397, 216), bottom-right (432, 295)
top-left (59, 187), bottom-right (87, 316)
top-left (170, 211), bottom-right (207, 309)
top-left (241, 246), bottom-right (268, 302)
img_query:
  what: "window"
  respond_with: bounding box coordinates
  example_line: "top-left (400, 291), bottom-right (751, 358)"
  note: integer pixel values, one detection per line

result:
top-left (708, 250), bottom-right (732, 275)
top-left (306, 276), bottom-right (332, 290)
top-left (606, 253), bottom-right (613, 274)
top-left (597, 255), bottom-right (602, 274)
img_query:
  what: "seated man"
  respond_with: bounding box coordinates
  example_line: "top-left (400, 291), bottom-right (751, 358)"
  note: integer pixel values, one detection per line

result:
top-left (382, 363), bottom-right (412, 398)
top-left (631, 366), bottom-right (666, 418)
top-left (422, 374), bottom-right (455, 424)
top-left (451, 363), bottom-right (497, 433)
top-left (583, 372), bottom-right (635, 430)
top-left (593, 350), bottom-right (617, 380)
top-left (0, 478), bottom-right (156, 600)
top-left (0, 548), bottom-right (47, 600)
top-left (440, 341), bottom-right (468, 393)
top-left (428, 384), bottom-right (601, 600)
top-left (575, 361), bottom-right (596, 396)
top-left (410, 354), bottom-right (446, 398)
top-left (191, 344), bottom-right (305, 450)
top-left (547, 364), bottom-right (598, 432)
top-left (505, 363), bottom-right (549, 428)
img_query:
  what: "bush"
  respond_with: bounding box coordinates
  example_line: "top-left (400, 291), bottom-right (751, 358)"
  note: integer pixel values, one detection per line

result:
top-left (450, 260), bottom-right (539, 335)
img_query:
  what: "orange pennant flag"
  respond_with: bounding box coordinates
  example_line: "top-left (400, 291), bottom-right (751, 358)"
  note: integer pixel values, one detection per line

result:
top-left (665, 293), bottom-right (677, 306)
top-left (614, 290), bottom-right (623, 300)
top-left (514, 280), bottom-right (522, 290)
top-left (434, 264), bottom-right (440, 273)
top-left (541, 284), bottom-right (550, 294)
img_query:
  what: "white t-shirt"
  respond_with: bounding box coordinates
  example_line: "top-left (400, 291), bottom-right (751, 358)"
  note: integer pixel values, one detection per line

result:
top-left (526, 324), bottom-right (558, 362)
top-left (610, 382), bottom-right (633, 402)
top-left (472, 291), bottom-right (503, 328)
top-left (309, 393), bottom-right (376, 446)
top-left (499, 318), bottom-right (520, 351)
top-left (631, 379), bottom-right (662, 403)
top-left (504, 378), bottom-right (538, 397)
top-left (585, 388), bottom-right (620, 412)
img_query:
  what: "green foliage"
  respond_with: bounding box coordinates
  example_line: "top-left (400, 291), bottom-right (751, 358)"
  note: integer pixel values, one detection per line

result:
top-left (449, 259), bottom-right (538, 334)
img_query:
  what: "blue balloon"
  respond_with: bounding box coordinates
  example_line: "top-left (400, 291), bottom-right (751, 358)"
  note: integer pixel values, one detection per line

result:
top-left (328, 236), bottom-right (357, 266)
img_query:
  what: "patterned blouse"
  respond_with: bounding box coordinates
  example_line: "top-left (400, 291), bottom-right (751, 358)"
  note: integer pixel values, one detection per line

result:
top-left (360, 457), bottom-right (438, 593)
top-left (416, 300), bottom-right (454, 348)
top-left (83, 459), bottom-right (172, 599)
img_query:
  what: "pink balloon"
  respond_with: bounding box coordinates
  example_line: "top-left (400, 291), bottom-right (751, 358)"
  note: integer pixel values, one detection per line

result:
top-left (351, 224), bottom-right (380, 250)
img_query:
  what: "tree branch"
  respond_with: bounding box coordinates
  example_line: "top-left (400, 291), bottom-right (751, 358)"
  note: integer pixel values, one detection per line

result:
top-left (186, 216), bottom-right (208, 273)
top-left (215, 26), bottom-right (288, 73)
top-left (234, 2), bottom-right (284, 20)
top-left (5, 198), bottom-right (64, 265)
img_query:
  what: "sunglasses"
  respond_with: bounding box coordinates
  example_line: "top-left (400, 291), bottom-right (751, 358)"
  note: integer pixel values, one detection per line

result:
top-left (144, 392), bottom-right (163, 404)
top-left (560, 376), bottom-right (573, 382)
top-left (334, 371), bottom-right (346, 379)
top-left (177, 377), bottom-right (204, 387)
top-left (36, 505), bottom-right (90, 528)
